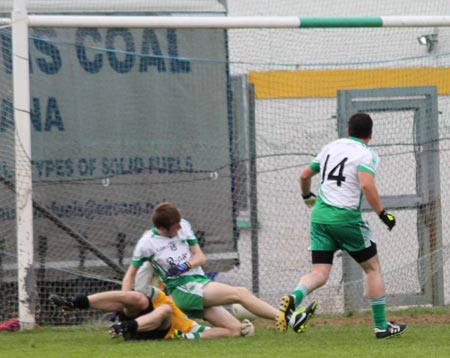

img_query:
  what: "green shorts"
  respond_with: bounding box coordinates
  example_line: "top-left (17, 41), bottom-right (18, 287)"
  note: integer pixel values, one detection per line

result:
top-left (169, 276), bottom-right (210, 319)
top-left (310, 220), bottom-right (374, 252)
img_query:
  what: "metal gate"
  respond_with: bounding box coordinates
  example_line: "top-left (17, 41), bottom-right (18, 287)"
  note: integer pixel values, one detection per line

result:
top-left (337, 86), bottom-right (444, 309)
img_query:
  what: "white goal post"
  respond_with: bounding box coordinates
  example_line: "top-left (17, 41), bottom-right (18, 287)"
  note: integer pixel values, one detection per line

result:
top-left (8, 0), bottom-right (450, 328)
top-left (19, 15), bottom-right (450, 29)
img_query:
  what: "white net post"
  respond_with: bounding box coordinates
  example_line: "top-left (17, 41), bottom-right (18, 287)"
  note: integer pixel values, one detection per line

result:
top-left (12, 0), bottom-right (35, 329)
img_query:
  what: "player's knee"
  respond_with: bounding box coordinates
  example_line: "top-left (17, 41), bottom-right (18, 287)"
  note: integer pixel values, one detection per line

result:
top-left (155, 304), bottom-right (173, 330)
top-left (159, 303), bottom-right (173, 318)
top-left (234, 286), bottom-right (253, 300)
top-left (132, 291), bottom-right (150, 310)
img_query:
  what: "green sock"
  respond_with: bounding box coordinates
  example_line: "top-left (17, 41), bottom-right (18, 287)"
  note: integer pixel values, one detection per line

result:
top-left (292, 284), bottom-right (309, 306)
top-left (370, 296), bottom-right (387, 330)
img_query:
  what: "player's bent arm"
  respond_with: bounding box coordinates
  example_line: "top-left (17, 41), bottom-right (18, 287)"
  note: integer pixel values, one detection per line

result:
top-left (188, 244), bottom-right (206, 268)
top-left (299, 166), bottom-right (317, 196)
top-left (358, 171), bottom-right (383, 215)
top-left (122, 265), bottom-right (139, 291)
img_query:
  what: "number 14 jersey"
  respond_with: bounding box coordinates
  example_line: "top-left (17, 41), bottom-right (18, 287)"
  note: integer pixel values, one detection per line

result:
top-left (309, 137), bottom-right (379, 224)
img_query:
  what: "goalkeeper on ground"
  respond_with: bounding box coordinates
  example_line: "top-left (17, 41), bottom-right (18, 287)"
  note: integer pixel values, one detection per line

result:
top-left (50, 287), bottom-right (208, 340)
top-left (122, 202), bottom-right (288, 338)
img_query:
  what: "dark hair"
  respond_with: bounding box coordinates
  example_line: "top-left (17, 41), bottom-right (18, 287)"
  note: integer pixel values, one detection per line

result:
top-left (151, 202), bottom-right (182, 230)
top-left (348, 112), bottom-right (373, 139)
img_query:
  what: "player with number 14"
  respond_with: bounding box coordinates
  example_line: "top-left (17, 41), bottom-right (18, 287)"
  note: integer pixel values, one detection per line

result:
top-left (277, 112), bottom-right (407, 339)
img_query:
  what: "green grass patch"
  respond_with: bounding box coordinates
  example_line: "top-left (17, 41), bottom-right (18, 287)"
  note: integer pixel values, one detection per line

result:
top-left (2, 320), bottom-right (450, 358)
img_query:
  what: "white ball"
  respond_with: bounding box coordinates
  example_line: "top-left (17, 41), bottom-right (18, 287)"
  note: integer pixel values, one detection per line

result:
top-left (231, 303), bottom-right (257, 321)
top-left (240, 319), bottom-right (255, 337)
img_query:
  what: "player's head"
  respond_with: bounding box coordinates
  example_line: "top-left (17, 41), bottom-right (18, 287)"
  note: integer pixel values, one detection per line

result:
top-left (152, 202), bottom-right (182, 237)
top-left (347, 112), bottom-right (373, 139)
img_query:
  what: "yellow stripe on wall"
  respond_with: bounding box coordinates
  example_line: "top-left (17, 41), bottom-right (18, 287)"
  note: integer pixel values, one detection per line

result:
top-left (248, 68), bottom-right (450, 98)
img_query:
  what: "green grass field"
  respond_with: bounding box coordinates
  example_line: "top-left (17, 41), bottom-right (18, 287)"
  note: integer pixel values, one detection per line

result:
top-left (3, 314), bottom-right (450, 358)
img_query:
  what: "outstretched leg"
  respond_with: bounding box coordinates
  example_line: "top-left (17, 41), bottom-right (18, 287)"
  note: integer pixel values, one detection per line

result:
top-left (203, 281), bottom-right (278, 320)
top-left (50, 290), bottom-right (150, 317)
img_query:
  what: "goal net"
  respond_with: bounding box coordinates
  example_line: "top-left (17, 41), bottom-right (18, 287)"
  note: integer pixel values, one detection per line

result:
top-left (2, 13), bottom-right (450, 325)
top-left (1, 23), bottom-right (239, 325)
top-left (226, 25), bottom-right (450, 312)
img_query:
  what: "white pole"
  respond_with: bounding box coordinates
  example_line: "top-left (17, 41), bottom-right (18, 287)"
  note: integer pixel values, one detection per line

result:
top-left (26, 15), bottom-right (450, 29)
top-left (12, 1), bottom-right (35, 329)
top-left (381, 16), bottom-right (450, 27)
top-left (28, 15), bottom-right (302, 28)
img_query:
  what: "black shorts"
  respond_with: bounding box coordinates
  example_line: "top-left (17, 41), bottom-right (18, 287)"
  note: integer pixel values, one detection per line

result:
top-left (117, 296), bottom-right (171, 340)
top-left (312, 241), bottom-right (378, 264)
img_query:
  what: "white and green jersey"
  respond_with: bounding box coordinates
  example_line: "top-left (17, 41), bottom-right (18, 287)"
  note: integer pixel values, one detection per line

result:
top-left (131, 218), bottom-right (206, 286)
top-left (309, 137), bottom-right (379, 224)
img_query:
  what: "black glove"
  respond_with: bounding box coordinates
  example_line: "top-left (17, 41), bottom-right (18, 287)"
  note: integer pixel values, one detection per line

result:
top-left (167, 262), bottom-right (192, 277)
top-left (379, 210), bottom-right (396, 231)
top-left (302, 192), bottom-right (316, 208)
